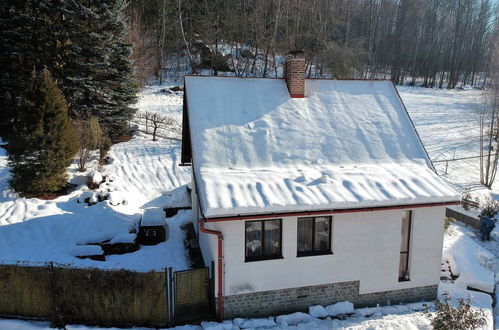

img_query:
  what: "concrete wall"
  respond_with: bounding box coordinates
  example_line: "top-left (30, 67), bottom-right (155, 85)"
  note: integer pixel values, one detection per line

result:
top-left (446, 207), bottom-right (480, 230)
top-left (199, 206), bottom-right (445, 302)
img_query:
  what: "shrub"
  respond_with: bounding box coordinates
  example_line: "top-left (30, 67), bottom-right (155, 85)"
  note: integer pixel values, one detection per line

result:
top-left (479, 198), bottom-right (499, 218)
top-left (99, 134), bottom-right (112, 166)
top-left (427, 293), bottom-right (486, 330)
top-left (461, 190), bottom-right (477, 210)
top-left (444, 217), bottom-right (455, 230)
top-left (75, 116), bottom-right (103, 172)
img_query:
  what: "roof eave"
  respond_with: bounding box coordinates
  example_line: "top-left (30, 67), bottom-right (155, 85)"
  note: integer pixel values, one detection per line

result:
top-left (201, 200), bottom-right (460, 222)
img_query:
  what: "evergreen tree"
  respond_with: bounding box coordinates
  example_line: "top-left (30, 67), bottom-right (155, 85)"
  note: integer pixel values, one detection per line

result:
top-left (8, 68), bottom-right (78, 196)
top-left (0, 0), bottom-right (68, 138)
top-left (0, 0), bottom-right (137, 142)
top-left (62, 0), bottom-right (138, 141)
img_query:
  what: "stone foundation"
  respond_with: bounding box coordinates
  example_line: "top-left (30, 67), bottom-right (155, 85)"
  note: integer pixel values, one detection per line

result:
top-left (219, 281), bottom-right (438, 319)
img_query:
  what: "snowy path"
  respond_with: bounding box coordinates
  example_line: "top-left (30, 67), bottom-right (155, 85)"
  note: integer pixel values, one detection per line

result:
top-left (454, 223), bottom-right (498, 327)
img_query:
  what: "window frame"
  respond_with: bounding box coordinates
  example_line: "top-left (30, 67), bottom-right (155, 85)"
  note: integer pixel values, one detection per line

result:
top-left (244, 219), bottom-right (283, 262)
top-left (297, 216), bottom-right (333, 257)
top-left (398, 210), bottom-right (412, 282)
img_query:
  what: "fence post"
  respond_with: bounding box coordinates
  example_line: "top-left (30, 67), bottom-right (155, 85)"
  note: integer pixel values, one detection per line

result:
top-left (164, 268), bottom-right (170, 326)
top-left (168, 267), bottom-right (174, 326)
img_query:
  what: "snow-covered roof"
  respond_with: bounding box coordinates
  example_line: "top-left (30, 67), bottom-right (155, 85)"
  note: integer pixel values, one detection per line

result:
top-left (184, 76), bottom-right (459, 218)
top-left (141, 207), bottom-right (165, 227)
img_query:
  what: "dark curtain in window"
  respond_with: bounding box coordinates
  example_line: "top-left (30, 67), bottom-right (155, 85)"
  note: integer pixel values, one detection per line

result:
top-left (314, 217), bottom-right (330, 251)
top-left (245, 219), bottom-right (282, 260)
top-left (298, 218), bottom-right (313, 252)
top-left (246, 221), bottom-right (262, 258)
top-left (264, 220), bottom-right (281, 256)
top-left (297, 216), bottom-right (331, 255)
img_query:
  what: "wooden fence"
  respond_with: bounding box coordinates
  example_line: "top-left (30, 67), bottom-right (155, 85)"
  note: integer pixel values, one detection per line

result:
top-left (0, 263), bottom-right (213, 327)
top-left (0, 263), bottom-right (170, 327)
top-left (445, 207), bottom-right (480, 230)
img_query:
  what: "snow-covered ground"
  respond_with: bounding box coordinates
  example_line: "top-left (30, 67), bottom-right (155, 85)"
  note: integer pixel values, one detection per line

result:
top-left (0, 87), bottom-right (191, 270)
top-left (399, 86), bottom-right (484, 190)
top-left (0, 84), bottom-right (497, 329)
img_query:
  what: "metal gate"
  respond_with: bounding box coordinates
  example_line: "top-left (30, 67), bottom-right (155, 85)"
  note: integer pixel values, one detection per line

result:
top-left (173, 267), bottom-right (211, 324)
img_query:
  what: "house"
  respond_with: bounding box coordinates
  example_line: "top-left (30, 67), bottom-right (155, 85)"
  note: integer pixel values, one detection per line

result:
top-left (181, 55), bottom-right (460, 320)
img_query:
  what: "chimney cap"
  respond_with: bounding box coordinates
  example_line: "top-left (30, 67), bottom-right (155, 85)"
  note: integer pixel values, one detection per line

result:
top-left (286, 50), bottom-right (305, 58)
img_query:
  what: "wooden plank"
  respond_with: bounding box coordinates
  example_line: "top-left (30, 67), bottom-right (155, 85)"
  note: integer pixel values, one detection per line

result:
top-left (175, 268), bottom-right (209, 306)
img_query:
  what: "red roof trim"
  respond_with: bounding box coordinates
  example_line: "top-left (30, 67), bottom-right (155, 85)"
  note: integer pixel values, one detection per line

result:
top-left (203, 201), bottom-right (459, 222)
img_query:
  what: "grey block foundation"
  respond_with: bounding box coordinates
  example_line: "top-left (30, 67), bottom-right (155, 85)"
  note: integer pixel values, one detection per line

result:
top-left (219, 281), bottom-right (438, 319)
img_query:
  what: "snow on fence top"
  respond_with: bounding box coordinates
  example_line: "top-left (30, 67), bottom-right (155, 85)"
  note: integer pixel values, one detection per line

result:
top-left (185, 77), bottom-right (459, 217)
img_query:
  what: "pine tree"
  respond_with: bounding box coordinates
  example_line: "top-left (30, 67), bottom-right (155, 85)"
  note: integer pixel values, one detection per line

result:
top-left (0, 0), bottom-right (137, 142)
top-left (8, 68), bottom-right (79, 196)
top-left (0, 0), bottom-right (69, 139)
top-left (62, 0), bottom-right (138, 141)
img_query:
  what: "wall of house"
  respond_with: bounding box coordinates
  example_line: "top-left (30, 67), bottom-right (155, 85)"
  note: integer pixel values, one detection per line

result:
top-left (199, 206), bottom-right (445, 304)
top-left (191, 169), bottom-right (200, 235)
top-left (192, 178), bottom-right (217, 271)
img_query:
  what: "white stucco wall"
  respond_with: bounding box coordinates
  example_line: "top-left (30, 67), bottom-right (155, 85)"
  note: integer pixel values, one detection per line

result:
top-left (198, 206), bottom-right (445, 297)
top-left (191, 176), bottom-right (216, 269)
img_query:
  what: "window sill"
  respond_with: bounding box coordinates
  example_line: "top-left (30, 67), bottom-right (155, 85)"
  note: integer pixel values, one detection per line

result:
top-left (245, 256), bottom-right (284, 263)
top-left (297, 251), bottom-right (333, 258)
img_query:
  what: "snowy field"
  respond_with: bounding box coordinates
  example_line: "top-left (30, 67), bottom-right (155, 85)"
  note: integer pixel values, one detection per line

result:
top-left (0, 84), bottom-right (497, 329)
top-left (399, 86), bottom-right (484, 190)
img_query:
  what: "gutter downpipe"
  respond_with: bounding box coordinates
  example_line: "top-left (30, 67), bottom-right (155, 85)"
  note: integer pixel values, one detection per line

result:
top-left (199, 220), bottom-right (224, 320)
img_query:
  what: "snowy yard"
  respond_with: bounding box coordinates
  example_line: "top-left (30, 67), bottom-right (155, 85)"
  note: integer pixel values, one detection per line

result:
top-left (0, 88), bottom-right (191, 270)
top-left (0, 84), bottom-right (497, 329)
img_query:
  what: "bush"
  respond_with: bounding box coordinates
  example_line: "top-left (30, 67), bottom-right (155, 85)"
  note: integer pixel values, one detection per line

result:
top-left (461, 190), bottom-right (479, 211)
top-left (444, 217), bottom-right (455, 230)
top-left (99, 134), bottom-right (112, 166)
top-left (75, 116), bottom-right (103, 172)
top-left (427, 293), bottom-right (486, 330)
top-left (479, 197), bottom-right (499, 218)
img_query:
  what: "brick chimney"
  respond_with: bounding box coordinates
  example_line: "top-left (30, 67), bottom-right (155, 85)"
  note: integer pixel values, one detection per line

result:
top-left (284, 54), bottom-right (305, 98)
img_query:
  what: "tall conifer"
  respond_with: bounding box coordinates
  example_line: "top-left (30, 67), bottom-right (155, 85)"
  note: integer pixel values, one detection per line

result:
top-left (0, 0), bottom-right (137, 141)
top-left (8, 68), bottom-right (78, 196)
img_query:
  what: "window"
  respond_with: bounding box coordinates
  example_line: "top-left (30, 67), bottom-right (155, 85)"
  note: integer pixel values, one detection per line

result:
top-left (399, 210), bottom-right (412, 281)
top-left (245, 219), bottom-right (282, 261)
top-left (297, 216), bottom-right (332, 256)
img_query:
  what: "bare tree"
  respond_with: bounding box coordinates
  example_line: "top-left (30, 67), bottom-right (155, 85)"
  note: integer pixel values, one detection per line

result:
top-left (138, 111), bottom-right (154, 134)
top-left (127, 0), bottom-right (496, 87)
top-left (125, 7), bottom-right (158, 85)
top-left (480, 28), bottom-right (499, 188)
top-left (136, 111), bottom-right (181, 141)
top-left (150, 113), bottom-right (180, 141)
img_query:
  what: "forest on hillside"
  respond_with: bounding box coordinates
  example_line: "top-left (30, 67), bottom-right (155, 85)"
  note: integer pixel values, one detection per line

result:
top-left (129, 0), bottom-right (498, 89)
top-left (0, 0), bottom-right (498, 196)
